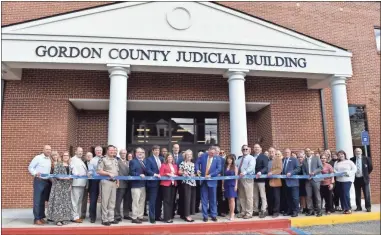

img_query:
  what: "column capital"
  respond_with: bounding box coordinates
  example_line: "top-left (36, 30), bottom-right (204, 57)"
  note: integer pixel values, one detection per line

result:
top-left (330, 76), bottom-right (348, 86)
top-left (107, 64), bottom-right (130, 78)
top-left (223, 69), bottom-right (249, 82)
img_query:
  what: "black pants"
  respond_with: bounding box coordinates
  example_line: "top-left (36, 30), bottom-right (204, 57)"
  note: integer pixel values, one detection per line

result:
top-left (162, 185), bottom-right (176, 221)
top-left (115, 187), bottom-right (132, 219)
top-left (265, 181), bottom-right (273, 215)
top-left (182, 184), bottom-right (196, 217)
top-left (195, 181), bottom-right (201, 212)
top-left (217, 183), bottom-right (228, 215)
top-left (280, 181), bottom-right (288, 213)
top-left (320, 185), bottom-right (333, 213)
top-left (354, 177), bottom-right (371, 209)
top-left (333, 181), bottom-right (340, 208)
top-left (89, 179), bottom-right (100, 220)
top-left (268, 186), bottom-right (281, 214)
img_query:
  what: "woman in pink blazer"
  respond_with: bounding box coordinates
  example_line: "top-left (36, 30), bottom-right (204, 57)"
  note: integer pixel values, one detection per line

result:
top-left (159, 153), bottom-right (178, 223)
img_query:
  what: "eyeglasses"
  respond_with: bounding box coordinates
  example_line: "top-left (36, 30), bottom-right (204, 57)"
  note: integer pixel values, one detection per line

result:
top-left (242, 149), bottom-right (249, 151)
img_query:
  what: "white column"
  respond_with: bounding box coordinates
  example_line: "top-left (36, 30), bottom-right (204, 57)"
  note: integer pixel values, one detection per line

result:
top-left (331, 76), bottom-right (356, 207)
top-left (331, 76), bottom-right (353, 158)
top-left (224, 69), bottom-right (249, 157)
top-left (107, 64), bottom-right (130, 151)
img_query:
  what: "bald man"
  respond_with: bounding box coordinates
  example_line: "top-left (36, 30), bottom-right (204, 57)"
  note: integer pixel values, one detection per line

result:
top-left (28, 145), bottom-right (52, 225)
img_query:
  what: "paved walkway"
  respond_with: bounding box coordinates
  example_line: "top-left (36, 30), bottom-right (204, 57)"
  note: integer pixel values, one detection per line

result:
top-left (2, 204), bottom-right (379, 228)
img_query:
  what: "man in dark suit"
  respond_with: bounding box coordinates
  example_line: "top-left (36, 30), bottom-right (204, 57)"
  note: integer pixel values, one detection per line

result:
top-left (216, 146), bottom-right (228, 217)
top-left (145, 145), bottom-right (164, 223)
top-left (172, 144), bottom-right (184, 218)
top-left (283, 149), bottom-right (301, 217)
top-left (299, 148), bottom-right (323, 217)
top-left (195, 146), bottom-right (221, 222)
top-left (129, 147), bottom-right (148, 224)
top-left (253, 144), bottom-right (269, 218)
top-left (351, 148), bottom-right (373, 212)
top-left (115, 149), bottom-right (132, 221)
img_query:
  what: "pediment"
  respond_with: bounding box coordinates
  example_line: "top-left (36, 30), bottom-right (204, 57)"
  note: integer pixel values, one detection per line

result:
top-left (2, 1), bottom-right (350, 56)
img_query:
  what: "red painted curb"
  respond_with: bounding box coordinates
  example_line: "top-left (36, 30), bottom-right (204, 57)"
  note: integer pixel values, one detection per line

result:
top-left (2, 219), bottom-right (291, 235)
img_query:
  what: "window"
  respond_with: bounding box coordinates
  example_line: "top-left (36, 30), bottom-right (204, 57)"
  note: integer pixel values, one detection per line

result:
top-left (375, 28), bottom-right (380, 52)
top-left (349, 105), bottom-right (370, 156)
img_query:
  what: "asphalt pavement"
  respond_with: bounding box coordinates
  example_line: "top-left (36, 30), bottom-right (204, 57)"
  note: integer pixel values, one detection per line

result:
top-left (298, 221), bottom-right (381, 235)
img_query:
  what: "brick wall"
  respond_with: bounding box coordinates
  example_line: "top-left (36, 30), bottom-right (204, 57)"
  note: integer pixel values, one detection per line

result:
top-left (1, 2), bottom-right (380, 206)
top-left (77, 110), bottom-right (108, 153)
top-left (254, 106), bottom-right (273, 151)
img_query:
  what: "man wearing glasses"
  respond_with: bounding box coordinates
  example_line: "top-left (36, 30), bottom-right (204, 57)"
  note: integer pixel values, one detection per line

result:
top-left (235, 145), bottom-right (255, 219)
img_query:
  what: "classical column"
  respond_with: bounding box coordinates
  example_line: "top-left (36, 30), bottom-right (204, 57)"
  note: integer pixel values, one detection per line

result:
top-left (224, 69), bottom-right (249, 156)
top-left (331, 76), bottom-right (356, 207)
top-left (107, 64), bottom-right (130, 151)
top-left (331, 76), bottom-right (353, 158)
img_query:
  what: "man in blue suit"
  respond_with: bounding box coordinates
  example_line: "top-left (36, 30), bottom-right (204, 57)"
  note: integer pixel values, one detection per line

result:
top-left (129, 147), bottom-right (148, 224)
top-left (145, 145), bottom-right (164, 224)
top-left (283, 148), bottom-right (300, 217)
top-left (195, 146), bottom-right (221, 222)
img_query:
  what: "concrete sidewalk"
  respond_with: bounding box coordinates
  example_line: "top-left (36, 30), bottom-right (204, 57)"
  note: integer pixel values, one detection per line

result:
top-left (2, 204), bottom-right (379, 228)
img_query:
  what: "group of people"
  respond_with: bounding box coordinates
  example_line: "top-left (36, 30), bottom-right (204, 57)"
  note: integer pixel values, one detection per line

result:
top-left (28, 143), bottom-right (372, 227)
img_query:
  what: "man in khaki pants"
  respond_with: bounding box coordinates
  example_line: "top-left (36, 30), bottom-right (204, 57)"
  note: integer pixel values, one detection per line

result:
top-left (253, 144), bottom-right (269, 218)
top-left (235, 145), bottom-right (255, 219)
top-left (97, 145), bottom-right (119, 226)
top-left (129, 147), bottom-right (148, 224)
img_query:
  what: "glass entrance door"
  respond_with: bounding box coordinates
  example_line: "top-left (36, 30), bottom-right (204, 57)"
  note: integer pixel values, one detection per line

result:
top-left (127, 111), bottom-right (219, 158)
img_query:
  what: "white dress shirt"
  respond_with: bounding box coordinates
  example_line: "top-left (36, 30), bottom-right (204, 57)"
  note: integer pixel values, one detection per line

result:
top-left (70, 155), bottom-right (88, 187)
top-left (89, 155), bottom-right (102, 176)
top-left (28, 153), bottom-right (52, 179)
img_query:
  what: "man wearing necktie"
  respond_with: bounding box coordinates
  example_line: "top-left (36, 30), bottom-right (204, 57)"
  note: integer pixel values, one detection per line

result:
top-left (282, 148), bottom-right (300, 217)
top-left (129, 147), bottom-right (148, 224)
top-left (145, 145), bottom-right (164, 223)
top-left (299, 148), bottom-right (323, 217)
top-left (195, 146), bottom-right (221, 222)
top-left (351, 148), bottom-right (373, 212)
top-left (115, 149), bottom-right (132, 221)
top-left (172, 144), bottom-right (184, 218)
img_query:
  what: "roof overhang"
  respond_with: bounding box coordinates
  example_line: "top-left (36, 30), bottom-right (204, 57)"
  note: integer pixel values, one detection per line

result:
top-left (2, 1), bottom-right (353, 88)
top-left (70, 99), bottom-right (270, 112)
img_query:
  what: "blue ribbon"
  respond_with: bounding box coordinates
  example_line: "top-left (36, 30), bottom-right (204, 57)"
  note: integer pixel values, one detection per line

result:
top-left (41, 172), bottom-right (345, 181)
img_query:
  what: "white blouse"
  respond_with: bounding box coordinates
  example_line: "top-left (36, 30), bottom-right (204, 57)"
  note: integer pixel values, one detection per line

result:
top-left (334, 159), bottom-right (357, 182)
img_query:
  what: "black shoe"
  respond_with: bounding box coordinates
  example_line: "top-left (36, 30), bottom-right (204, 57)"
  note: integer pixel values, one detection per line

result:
top-left (203, 217), bottom-right (208, 222)
top-left (102, 221), bottom-right (111, 226)
top-left (138, 217), bottom-right (148, 222)
top-left (272, 213), bottom-right (279, 218)
top-left (180, 216), bottom-right (186, 220)
top-left (90, 219), bottom-right (95, 223)
top-left (259, 211), bottom-right (267, 218)
top-left (291, 212), bottom-right (298, 217)
top-left (252, 211), bottom-right (259, 216)
top-left (306, 211), bottom-right (314, 216)
top-left (132, 219), bottom-right (142, 224)
top-left (123, 216), bottom-right (132, 220)
top-left (110, 220), bottom-right (119, 224)
top-left (283, 212), bottom-right (292, 216)
top-left (220, 213), bottom-right (227, 217)
top-left (355, 207), bottom-right (362, 211)
top-left (366, 208), bottom-right (371, 212)
top-left (316, 212), bottom-right (322, 217)
top-left (155, 217), bottom-right (163, 221)
top-left (115, 218), bottom-right (122, 222)
top-left (150, 220), bottom-right (156, 224)
top-left (211, 217), bottom-right (218, 222)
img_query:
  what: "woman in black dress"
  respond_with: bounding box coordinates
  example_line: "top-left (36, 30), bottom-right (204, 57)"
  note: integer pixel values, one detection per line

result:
top-left (47, 152), bottom-right (73, 226)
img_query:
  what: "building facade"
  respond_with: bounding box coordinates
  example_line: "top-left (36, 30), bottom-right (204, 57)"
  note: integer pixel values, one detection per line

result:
top-left (1, 2), bottom-right (380, 208)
